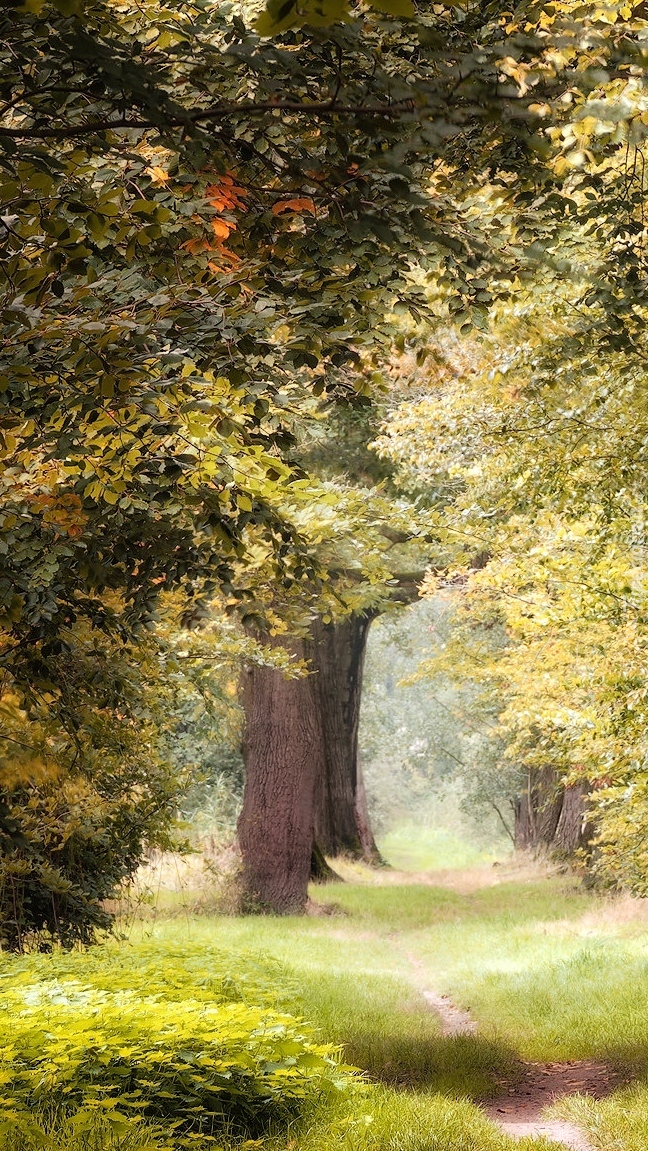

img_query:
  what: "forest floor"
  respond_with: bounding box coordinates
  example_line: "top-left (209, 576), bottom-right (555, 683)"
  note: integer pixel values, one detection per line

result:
top-left (118, 841), bottom-right (648, 1151)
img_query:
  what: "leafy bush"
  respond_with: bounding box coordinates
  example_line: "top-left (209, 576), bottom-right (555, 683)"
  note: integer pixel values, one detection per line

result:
top-left (0, 631), bottom-right (183, 951)
top-left (0, 941), bottom-right (353, 1146)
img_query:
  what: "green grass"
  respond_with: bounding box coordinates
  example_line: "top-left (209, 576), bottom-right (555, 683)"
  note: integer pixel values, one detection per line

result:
top-left (378, 824), bottom-right (509, 871)
top-left (310, 876), bottom-right (648, 1066)
top-left (135, 862), bottom-right (648, 1148)
top-left (261, 1088), bottom-right (563, 1151)
top-left (555, 1084), bottom-right (648, 1151)
top-left (7, 855), bottom-right (648, 1150)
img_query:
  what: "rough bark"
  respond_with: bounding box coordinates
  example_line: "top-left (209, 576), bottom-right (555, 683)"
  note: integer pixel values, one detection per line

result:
top-left (310, 842), bottom-right (342, 884)
top-left (553, 781), bottom-right (591, 854)
top-left (354, 758), bottom-right (383, 863)
top-left (312, 612), bottom-right (381, 860)
top-left (238, 632), bottom-right (322, 913)
top-left (514, 767), bottom-right (563, 850)
top-left (514, 768), bottom-right (592, 857)
top-left (238, 610), bottom-right (386, 911)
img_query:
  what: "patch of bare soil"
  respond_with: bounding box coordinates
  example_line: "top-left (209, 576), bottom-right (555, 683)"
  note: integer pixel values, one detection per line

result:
top-left (421, 989), bottom-right (478, 1036)
top-left (486, 1061), bottom-right (621, 1151)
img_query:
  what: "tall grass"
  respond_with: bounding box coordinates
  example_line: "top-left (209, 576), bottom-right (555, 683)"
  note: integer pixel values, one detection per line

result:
top-left (379, 823), bottom-right (509, 871)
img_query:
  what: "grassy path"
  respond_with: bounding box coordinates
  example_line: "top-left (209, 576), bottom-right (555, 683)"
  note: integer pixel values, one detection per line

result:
top-left (403, 938), bottom-right (607, 1148)
top-left (140, 854), bottom-right (648, 1150)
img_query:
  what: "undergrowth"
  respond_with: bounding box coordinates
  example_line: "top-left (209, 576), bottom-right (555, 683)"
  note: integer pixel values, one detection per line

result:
top-left (0, 943), bottom-right (352, 1148)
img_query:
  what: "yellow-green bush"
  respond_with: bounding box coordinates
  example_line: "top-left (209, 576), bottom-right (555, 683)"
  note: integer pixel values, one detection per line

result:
top-left (0, 942), bottom-right (354, 1146)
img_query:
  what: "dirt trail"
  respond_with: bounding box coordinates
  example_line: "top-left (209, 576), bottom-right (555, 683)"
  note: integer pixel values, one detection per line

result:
top-left (421, 989), bottom-right (478, 1036)
top-left (485, 1060), bottom-right (617, 1150)
top-left (408, 954), bottom-right (617, 1150)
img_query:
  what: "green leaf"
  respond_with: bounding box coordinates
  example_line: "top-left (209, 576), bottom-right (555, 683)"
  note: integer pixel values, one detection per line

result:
top-left (367, 0), bottom-right (414, 16)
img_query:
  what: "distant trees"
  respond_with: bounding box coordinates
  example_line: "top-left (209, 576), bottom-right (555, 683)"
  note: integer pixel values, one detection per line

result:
top-left (376, 191), bottom-right (648, 887)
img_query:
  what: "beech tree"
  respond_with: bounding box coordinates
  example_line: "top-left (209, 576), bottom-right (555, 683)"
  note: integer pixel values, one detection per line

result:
top-left (3, 0), bottom-right (635, 660)
top-left (232, 465), bottom-right (431, 910)
top-left (1, 0), bottom-right (542, 788)
top-left (311, 611), bottom-right (377, 863)
top-left (311, 574), bottom-right (425, 865)
top-left (4, 0), bottom-right (648, 919)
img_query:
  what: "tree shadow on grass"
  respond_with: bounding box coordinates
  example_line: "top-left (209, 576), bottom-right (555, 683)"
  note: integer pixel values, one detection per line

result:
top-left (339, 1028), bottom-right (644, 1102)
top-left (340, 1029), bottom-right (522, 1100)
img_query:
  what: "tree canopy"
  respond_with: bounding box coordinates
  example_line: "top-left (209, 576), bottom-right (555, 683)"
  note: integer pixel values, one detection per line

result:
top-left (5, 0), bottom-right (648, 926)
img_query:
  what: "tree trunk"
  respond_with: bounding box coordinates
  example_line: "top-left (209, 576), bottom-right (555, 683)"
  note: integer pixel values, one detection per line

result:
top-left (514, 766), bottom-right (563, 850)
top-left (310, 842), bottom-right (342, 884)
top-left (238, 611), bottom-right (385, 912)
top-left (553, 781), bottom-right (590, 854)
top-left (312, 612), bottom-right (380, 860)
top-left (514, 768), bottom-right (592, 858)
top-left (237, 632), bottom-right (323, 913)
top-left (354, 758), bottom-right (383, 864)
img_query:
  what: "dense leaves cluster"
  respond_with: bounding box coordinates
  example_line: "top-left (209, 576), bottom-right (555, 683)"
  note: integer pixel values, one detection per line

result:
top-left (4, 0), bottom-right (642, 651)
top-left (0, 627), bottom-right (186, 949)
top-left (0, 941), bottom-right (351, 1144)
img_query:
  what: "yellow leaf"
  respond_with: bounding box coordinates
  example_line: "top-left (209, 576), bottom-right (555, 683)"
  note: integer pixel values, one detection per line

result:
top-left (146, 166), bottom-right (171, 185)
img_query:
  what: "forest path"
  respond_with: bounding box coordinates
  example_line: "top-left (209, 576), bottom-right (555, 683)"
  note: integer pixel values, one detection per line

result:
top-left (405, 950), bottom-right (615, 1151)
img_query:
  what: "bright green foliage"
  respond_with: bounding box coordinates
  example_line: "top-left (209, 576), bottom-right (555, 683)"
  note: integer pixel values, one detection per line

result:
top-left (0, 941), bottom-right (351, 1146)
top-left (375, 210), bottom-right (648, 884)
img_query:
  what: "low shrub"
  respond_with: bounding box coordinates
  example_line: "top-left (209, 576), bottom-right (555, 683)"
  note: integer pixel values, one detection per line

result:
top-left (0, 942), bottom-right (354, 1145)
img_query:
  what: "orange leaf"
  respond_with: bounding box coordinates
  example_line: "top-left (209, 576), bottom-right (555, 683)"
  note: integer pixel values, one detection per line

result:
top-left (211, 219), bottom-right (233, 240)
top-left (205, 178), bottom-right (247, 212)
top-left (181, 237), bottom-right (209, 254)
top-left (271, 198), bottom-right (316, 216)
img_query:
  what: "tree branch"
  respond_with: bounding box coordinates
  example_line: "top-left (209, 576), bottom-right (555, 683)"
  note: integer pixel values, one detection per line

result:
top-left (0, 98), bottom-right (417, 140)
top-left (491, 800), bottom-right (515, 844)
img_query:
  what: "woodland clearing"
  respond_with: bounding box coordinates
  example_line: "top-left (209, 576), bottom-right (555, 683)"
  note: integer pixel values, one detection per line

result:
top-left (5, 840), bottom-right (648, 1151)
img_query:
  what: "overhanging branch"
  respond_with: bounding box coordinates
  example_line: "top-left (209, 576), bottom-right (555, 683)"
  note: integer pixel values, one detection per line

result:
top-left (0, 98), bottom-right (417, 140)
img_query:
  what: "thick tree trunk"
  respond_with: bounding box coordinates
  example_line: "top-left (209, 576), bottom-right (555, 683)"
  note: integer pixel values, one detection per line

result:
top-left (514, 767), bottom-right (563, 850)
top-left (514, 768), bottom-right (591, 857)
top-left (553, 781), bottom-right (590, 854)
top-left (238, 611), bottom-right (385, 912)
top-left (312, 612), bottom-right (380, 860)
top-left (310, 842), bottom-right (342, 884)
top-left (237, 633), bottom-right (323, 913)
